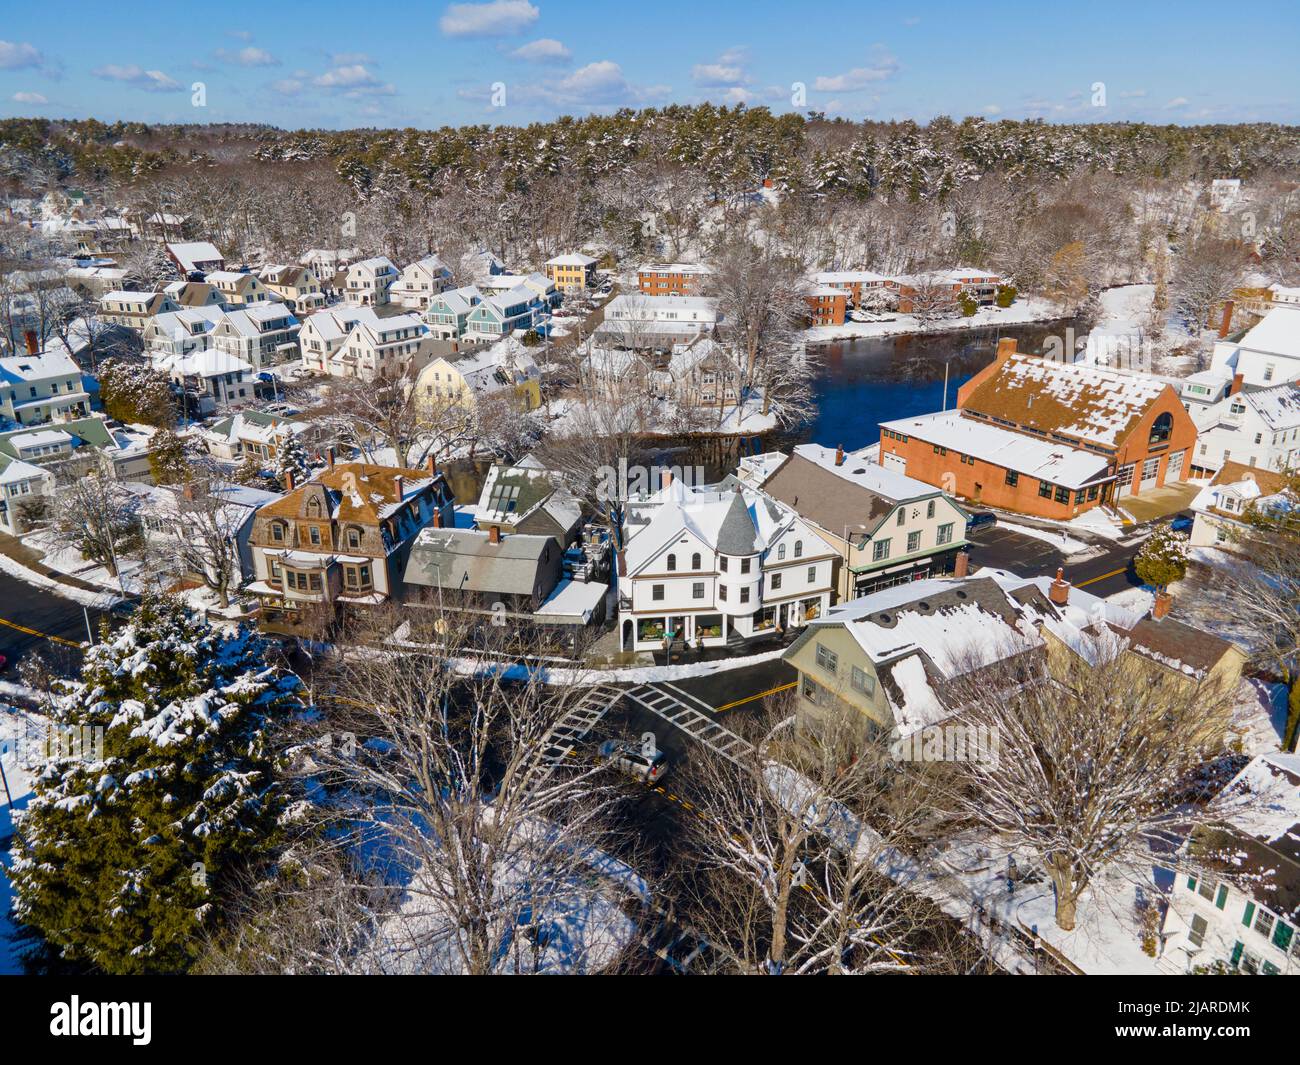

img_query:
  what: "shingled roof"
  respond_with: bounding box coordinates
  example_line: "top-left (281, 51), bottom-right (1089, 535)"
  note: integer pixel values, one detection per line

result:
top-left (257, 462), bottom-right (444, 525)
top-left (960, 353), bottom-right (1175, 449)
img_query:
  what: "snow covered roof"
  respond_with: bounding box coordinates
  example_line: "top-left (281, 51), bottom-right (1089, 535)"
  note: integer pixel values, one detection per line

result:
top-left (814, 270), bottom-right (894, 285)
top-left (152, 349), bottom-right (253, 378)
top-left (167, 241), bottom-right (223, 273)
top-left (1236, 308), bottom-right (1300, 361)
top-left (546, 253), bottom-right (597, 267)
top-left (881, 409), bottom-right (1113, 490)
top-left (962, 353), bottom-right (1172, 448)
top-left (0, 349), bottom-right (81, 384)
top-left (1238, 382), bottom-right (1300, 430)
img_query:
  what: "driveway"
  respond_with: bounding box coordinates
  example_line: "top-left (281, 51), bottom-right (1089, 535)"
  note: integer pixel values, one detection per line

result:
top-left (1120, 482), bottom-right (1200, 524)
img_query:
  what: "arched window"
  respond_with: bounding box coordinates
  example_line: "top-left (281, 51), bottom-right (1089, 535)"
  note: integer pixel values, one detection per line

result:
top-left (1150, 411), bottom-right (1173, 445)
top-left (794, 540), bottom-right (803, 558)
top-left (691, 552), bottom-right (701, 570)
top-left (666, 553), bottom-right (677, 571)
top-left (777, 543), bottom-right (786, 560)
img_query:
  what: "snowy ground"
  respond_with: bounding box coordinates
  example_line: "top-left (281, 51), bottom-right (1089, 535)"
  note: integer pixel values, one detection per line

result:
top-left (0, 703), bottom-right (45, 974)
top-left (0, 549), bottom-right (120, 609)
top-left (804, 296), bottom-right (1066, 345)
top-left (22, 528), bottom-right (142, 597)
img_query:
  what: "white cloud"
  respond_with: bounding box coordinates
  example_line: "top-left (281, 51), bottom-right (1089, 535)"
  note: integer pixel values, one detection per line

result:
top-left (272, 78), bottom-right (305, 96)
top-left (228, 29), bottom-right (254, 41)
top-left (216, 46), bottom-right (279, 67)
top-left (812, 55), bottom-right (899, 92)
top-left (314, 64), bottom-right (381, 89)
top-left (527, 59), bottom-right (666, 109)
top-left (510, 38), bottom-right (571, 63)
top-left (439, 1), bottom-right (539, 38)
top-left (0, 40), bottom-right (43, 71)
top-left (982, 104), bottom-right (1001, 115)
top-left (1164, 96), bottom-right (1189, 109)
top-left (1119, 89), bottom-right (1147, 99)
top-left (330, 52), bottom-right (374, 65)
top-left (92, 65), bottom-right (183, 92)
top-left (692, 47), bottom-right (749, 87)
top-left (12, 91), bottom-right (48, 105)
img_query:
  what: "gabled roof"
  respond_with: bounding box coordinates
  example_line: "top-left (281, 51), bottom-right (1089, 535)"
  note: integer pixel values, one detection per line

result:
top-left (1237, 382), bottom-right (1300, 431)
top-left (257, 461), bottom-right (444, 525)
top-left (167, 241), bottom-right (224, 273)
top-left (404, 526), bottom-right (555, 597)
top-left (961, 353), bottom-right (1173, 448)
top-left (760, 443), bottom-right (942, 538)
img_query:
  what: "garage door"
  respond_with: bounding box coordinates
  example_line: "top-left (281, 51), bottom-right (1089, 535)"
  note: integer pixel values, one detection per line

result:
top-left (882, 451), bottom-right (907, 474)
top-left (1138, 455), bottom-right (1161, 492)
top-left (1166, 449), bottom-right (1185, 482)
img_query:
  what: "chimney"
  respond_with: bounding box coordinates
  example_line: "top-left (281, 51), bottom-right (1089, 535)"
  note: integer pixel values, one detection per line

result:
top-left (1048, 566), bottom-right (1070, 606)
top-left (835, 444), bottom-right (845, 467)
top-left (432, 509), bottom-right (442, 528)
top-left (1229, 372), bottom-right (1244, 396)
top-left (393, 475), bottom-right (404, 501)
top-left (661, 468), bottom-right (673, 488)
top-left (1152, 590), bottom-right (1172, 620)
top-left (617, 549), bottom-right (627, 577)
top-left (995, 337), bottom-right (1017, 361)
top-left (488, 524), bottom-right (501, 545)
top-left (181, 481), bottom-right (196, 501)
top-left (285, 469), bottom-right (295, 491)
top-left (23, 330), bottom-right (38, 356)
top-left (427, 453), bottom-right (438, 477)
top-left (326, 446), bottom-right (335, 468)
top-left (1218, 300), bottom-right (1234, 339)
top-left (953, 549), bottom-right (970, 579)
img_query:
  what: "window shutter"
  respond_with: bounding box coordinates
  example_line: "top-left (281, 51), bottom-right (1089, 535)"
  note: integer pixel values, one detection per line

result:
top-left (1242, 902), bottom-right (1255, 927)
top-left (1214, 884), bottom-right (1228, 909)
top-left (1186, 876), bottom-right (1197, 891)
top-left (1230, 941), bottom-right (1243, 967)
top-left (1273, 922), bottom-right (1294, 950)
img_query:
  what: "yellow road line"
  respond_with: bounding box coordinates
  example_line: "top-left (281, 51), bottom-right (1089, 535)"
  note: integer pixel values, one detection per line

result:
top-left (1075, 566), bottom-right (1128, 588)
top-left (713, 680), bottom-right (796, 714)
top-left (0, 615), bottom-right (80, 648)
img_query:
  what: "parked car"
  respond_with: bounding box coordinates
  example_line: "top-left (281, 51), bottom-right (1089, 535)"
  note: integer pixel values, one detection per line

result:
top-left (1170, 515), bottom-right (1194, 533)
top-left (598, 739), bottom-right (668, 784)
top-left (966, 510), bottom-right (997, 532)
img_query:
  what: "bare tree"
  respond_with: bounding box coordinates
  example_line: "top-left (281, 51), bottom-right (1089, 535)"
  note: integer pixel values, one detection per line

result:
top-left (939, 639), bottom-right (1239, 931)
top-left (50, 458), bottom-right (140, 581)
top-left (1171, 235), bottom-right (1249, 332)
top-left (677, 693), bottom-right (945, 973)
top-left (169, 481), bottom-right (249, 609)
top-left (264, 609), bottom-right (642, 974)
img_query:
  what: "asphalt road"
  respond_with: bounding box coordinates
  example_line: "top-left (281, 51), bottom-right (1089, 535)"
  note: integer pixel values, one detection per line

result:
top-left (965, 521), bottom-right (1148, 598)
top-left (0, 571), bottom-right (120, 680)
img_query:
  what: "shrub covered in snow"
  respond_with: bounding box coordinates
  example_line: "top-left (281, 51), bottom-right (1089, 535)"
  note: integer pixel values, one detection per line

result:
top-left (1134, 523), bottom-right (1190, 590)
top-left (8, 594), bottom-right (305, 974)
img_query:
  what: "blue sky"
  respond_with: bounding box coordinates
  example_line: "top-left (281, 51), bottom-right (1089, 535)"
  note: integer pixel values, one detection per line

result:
top-left (1, 1), bottom-right (1297, 130)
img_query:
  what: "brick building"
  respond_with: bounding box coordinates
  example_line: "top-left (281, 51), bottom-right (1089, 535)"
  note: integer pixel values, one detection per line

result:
top-left (805, 286), bottom-right (847, 326)
top-left (637, 262), bottom-right (712, 296)
top-left (878, 339), bottom-right (1198, 519)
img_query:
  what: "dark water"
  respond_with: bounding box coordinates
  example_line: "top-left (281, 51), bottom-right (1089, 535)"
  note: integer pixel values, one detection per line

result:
top-left (792, 318), bottom-right (1082, 453)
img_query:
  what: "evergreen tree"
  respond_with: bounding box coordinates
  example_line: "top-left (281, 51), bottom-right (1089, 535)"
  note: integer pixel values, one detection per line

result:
top-left (9, 595), bottom-right (304, 974)
top-left (273, 436), bottom-right (313, 491)
top-left (1134, 523), bottom-right (1190, 590)
top-left (147, 426), bottom-right (189, 485)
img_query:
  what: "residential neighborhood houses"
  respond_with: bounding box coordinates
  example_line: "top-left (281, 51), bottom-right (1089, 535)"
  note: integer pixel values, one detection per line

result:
top-left (2, 138), bottom-right (1300, 990)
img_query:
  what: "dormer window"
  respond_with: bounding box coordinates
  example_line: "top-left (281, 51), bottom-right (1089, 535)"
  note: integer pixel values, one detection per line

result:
top-left (270, 522), bottom-right (285, 542)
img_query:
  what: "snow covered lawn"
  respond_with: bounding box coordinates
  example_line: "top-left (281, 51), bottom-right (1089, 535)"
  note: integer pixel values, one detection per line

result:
top-left (805, 296), bottom-right (1065, 345)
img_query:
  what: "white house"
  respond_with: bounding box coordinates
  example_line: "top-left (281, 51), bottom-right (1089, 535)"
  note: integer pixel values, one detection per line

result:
top-left (1207, 309), bottom-right (1300, 392)
top-left (0, 450), bottom-right (56, 534)
top-left (343, 257), bottom-right (399, 306)
top-left (210, 303), bottom-right (301, 371)
top-left (616, 477), bottom-right (837, 653)
top-left (596, 294), bottom-right (720, 349)
top-left (0, 346), bottom-right (92, 428)
top-left (390, 254), bottom-right (454, 309)
top-left (166, 241), bottom-right (225, 277)
top-left (1188, 461), bottom-right (1293, 548)
top-left (142, 306), bottom-right (226, 358)
top-left (98, 289), bottom-right (179, 329)
top-left (1159, 752), bottom-right (1300, 974)
top-left (1189, 382), bottom-right (1300, 477)
top-left (153, 349), bottom-right (256, 411)
top-left (304, 307), bottom-right (431, 381)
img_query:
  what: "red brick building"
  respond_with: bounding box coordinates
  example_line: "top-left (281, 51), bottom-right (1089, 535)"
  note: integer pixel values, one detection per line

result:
top-left (637, 263), bottom-right (712, 296)
top-left (877, 340), bottom-right (1198, 520)
top-left (805, 286), bottom-right (847, 326)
